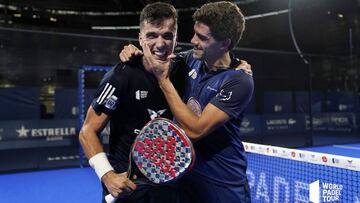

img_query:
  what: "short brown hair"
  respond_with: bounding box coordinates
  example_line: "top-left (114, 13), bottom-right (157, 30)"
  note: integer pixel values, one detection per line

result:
top-left (192, 1), bottom-right (245, 50)
top-left (140, 2), bottom-right (178, 31)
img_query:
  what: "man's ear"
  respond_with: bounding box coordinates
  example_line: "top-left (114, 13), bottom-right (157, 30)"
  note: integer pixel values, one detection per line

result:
top-left (221, 39), bottom-right (231, 51)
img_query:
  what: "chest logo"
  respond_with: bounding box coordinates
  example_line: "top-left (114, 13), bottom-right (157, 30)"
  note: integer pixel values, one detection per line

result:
top-left (188, 69), bottom-right (197, 79)
top-left (147, 109), bottom-right (167, 120)
top-left (136, 90), bottom-right (148, 100)
top-left (206, 86), bottom-right (218, 92)
top-left (186, 97), bottom-right (202, 116)
top-left (217, 89), bottom-right (233, 101)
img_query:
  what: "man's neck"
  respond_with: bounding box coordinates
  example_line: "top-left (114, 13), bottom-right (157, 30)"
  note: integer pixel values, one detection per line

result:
top-left (205, 52), bottom-right (231, 71)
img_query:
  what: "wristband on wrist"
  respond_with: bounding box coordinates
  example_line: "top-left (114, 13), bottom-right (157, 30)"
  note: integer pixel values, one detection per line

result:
top-left (88, 152), bottom-right (114, 180)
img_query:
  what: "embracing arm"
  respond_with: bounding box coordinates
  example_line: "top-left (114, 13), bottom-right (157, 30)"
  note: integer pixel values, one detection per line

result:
top-left (158, 78), bottom-right (230, 140)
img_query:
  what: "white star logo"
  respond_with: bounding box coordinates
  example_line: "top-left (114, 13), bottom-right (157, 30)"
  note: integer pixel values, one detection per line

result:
top-left (355, 196), bottom-right (360, 203)
top-left (16, 125), bottom-right (29, 138)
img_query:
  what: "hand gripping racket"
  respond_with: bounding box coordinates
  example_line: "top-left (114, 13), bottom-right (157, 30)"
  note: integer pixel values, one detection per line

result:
top-left (105, 117), bottom-right (195, 203)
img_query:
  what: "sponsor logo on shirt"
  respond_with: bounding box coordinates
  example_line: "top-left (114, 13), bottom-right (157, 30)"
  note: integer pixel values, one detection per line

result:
top-left (186, 97), bottom-right (202, 116)
top-left (206, 86), bottom-right (218, 92)
top-left (217, 89), bottom-right (233, 101)
top-left (104, 95), bottom-right (118, 110)
top-left (188, 69), bottom-right (197, 79)
top-left (147, 109), bottom-right (167, 120)
top-left (136, 90), bottom-right (148, 100)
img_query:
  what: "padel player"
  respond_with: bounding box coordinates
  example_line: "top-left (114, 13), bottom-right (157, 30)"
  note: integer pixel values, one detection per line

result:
top-left (79, 2), bottom-right (186, 203)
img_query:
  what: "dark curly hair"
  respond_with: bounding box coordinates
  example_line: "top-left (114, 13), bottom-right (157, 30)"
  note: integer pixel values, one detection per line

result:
top-left (192, 1), bottom-right (245, 50)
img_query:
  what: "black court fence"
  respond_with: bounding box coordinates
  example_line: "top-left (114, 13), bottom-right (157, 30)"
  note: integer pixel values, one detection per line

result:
top-left (0, 28), bottom-right (359, 172)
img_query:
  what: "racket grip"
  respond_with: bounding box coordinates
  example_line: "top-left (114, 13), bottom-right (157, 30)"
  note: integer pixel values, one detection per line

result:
top-left (105, 194), bottom-right (117, 203)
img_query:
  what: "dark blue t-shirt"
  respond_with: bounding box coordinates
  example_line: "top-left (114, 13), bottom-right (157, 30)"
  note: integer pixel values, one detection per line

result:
top-left (181, 50), bottom-right (254, 185)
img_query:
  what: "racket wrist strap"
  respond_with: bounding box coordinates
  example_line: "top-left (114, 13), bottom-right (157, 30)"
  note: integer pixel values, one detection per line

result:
top-left (89, 152), bottom-right (114, 180)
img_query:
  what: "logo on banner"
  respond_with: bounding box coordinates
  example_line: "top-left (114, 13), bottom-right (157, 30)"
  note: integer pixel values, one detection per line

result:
top-left (16, 125), bottom-right (30, 138)
top-left (309, 180), bottom-right (343, 203)
top-left (15, 125), bottom-right (75, 139)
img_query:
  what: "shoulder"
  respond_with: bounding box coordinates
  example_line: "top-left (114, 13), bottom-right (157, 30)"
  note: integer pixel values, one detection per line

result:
top-left (227, 69), bottom-right (253, 83)
top-left (221, 69), bottom-right (254, 91)
top-left (107, 60), bottom-right (144, 77)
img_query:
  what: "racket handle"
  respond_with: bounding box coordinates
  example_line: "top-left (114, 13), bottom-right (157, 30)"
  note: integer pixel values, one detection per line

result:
top-left (105, 194), bottom-right (117, 203)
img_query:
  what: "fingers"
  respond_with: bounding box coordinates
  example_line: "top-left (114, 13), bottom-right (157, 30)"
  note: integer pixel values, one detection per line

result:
top-left (125, 179), bottom-right (137, 191)
top-left (167, 53), bottom-right (176, 60)
top-left (103, 172), bottom-right (137, 198)
top-left (236, 60), bottom-right (253, 76)
top-left (142, 42), bottom-right (152, 59)
top-left (119, 44), bottom-right (143, 63)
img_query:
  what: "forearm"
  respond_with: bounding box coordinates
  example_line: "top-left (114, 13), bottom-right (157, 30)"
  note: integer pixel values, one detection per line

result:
top-left (79, 126), bottom-right (104, 159)
top-left (158, 78), bottom-right (204, 139)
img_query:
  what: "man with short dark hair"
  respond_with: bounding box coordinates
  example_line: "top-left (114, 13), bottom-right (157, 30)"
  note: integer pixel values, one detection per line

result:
top-left (142, 1), bottom-right (253, 202)
top-left (79, 2), bottom-right (186, 202)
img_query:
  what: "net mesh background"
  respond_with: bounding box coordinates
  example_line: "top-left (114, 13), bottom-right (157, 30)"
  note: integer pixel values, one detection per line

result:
top-left (246, 144), bottom-right (360, 203)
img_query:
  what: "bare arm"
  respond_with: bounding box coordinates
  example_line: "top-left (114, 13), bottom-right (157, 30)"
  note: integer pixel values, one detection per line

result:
top-left (79, 107), bottom-right (136, 198)
top-left (158, 78), bottom-right (230, 140)
top-left (137, 42), bottom-right (230, 140)
top-left (79, 106), bottom-right (108, 158)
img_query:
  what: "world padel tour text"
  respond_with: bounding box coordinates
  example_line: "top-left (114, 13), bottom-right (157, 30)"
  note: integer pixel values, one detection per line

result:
top-left (322, 183), bottom-right (343, 202)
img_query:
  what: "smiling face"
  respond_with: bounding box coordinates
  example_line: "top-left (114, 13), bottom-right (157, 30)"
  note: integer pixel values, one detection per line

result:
top-left (190, 21), bottom-right (225, 62)
top-left (139, 18), bottom-right (177, 61)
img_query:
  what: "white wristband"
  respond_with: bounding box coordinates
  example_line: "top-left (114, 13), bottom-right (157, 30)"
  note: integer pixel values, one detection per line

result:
top-left (89, 152), bottom-right (114, 180)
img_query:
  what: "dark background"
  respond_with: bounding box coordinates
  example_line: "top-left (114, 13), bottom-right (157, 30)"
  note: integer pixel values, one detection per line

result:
top-left (0, 0), bottom-right (359, 88)
top-left (0, 0), bottom-right (359, 172)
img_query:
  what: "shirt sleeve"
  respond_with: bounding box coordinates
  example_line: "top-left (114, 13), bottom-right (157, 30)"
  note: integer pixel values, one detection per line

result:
top-left (210, 71), bottom-right (254, 118)
top-left (91, 64), bottom-right (128, 116)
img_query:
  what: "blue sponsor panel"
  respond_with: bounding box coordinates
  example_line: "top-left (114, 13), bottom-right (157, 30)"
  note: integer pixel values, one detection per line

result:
top-left (239, 115), bottom-right (262, 136)
top-left (54, 88), bottom-right (78, 119)
top-left (244, 96), bottom-right (256, 114)
top-left (326, 91), bottom-right (359, 112)
top-left (0, 118), bottom-right (110, 150)
top-left (0, 87), bottom-right (40, 120)
top-left (55, 88), bottom-right (97, 119)
top-left (0, 119), bottom-right (78, 149)
top-left (309, 113), bottom-right (357, 133)
top-left (295, 91), bottom-right (325, 113)
top-left (264, 91), bottom-right (292, 114)
top-left (84, 88), bottom-right (97, 111)
top-left (262, 114), bottom-right (306, 134)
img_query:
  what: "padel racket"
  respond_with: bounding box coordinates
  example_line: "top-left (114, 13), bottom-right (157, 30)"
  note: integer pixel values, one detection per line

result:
top-left (105, 117), bottom-right (195, 203)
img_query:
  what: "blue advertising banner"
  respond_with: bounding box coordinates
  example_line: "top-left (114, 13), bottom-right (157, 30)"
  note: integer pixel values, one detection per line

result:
top-left (0, 87), bottom-right (40, 120)
top-left (326, 92), bottom-right (359, 112)
top-left (264, 91), bottom-right (293, 114)
top-left (0, 119), bottom-right (78, 149)
top-left (0, 119), bottom-right (110, 150)
top-left (262, 114), bottom-right (306, 134)
top-left (295, 91), bottom-right (324, 113)
top-left (309, 113), bottom-right (357, 133)
top-left (239, 115), bottom-right (262, 136)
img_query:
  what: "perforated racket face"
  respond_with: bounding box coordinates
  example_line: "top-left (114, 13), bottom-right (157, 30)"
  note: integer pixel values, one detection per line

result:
top-left (131, 118), bottom-right (194, 184)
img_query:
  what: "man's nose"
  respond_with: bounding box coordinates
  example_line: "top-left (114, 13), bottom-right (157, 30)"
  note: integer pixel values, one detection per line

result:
top-left (154, 36), bottom-right (166, 48)
top-left (190, 34), bottom-right (198, 45)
